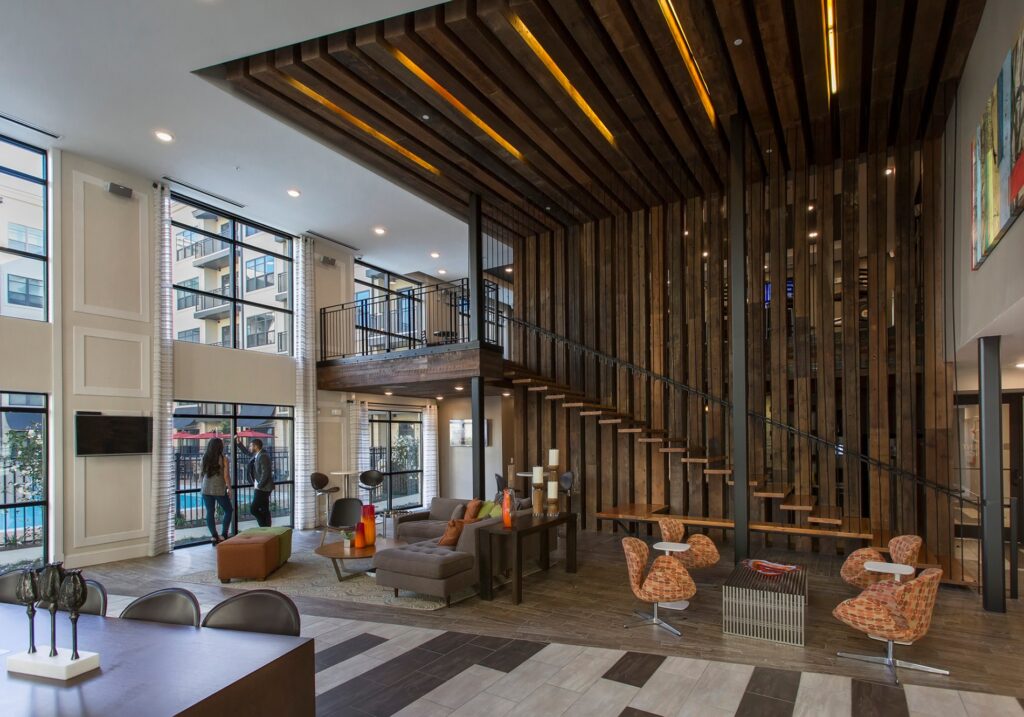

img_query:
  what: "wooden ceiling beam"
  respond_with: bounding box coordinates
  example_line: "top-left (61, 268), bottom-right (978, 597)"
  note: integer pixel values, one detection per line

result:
top-left (443, 0), bottom-right (641, 213)
top-left (492, 0), bottom-right (677, 206)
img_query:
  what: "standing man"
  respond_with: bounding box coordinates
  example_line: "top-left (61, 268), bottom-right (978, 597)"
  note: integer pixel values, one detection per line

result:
top-left (237, 436), bottom-right (273, 527)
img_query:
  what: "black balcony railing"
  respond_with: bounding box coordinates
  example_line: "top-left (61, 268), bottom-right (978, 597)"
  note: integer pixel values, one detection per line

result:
top-left (175, 236), bottom-right (226, 262)
top-left (246, 329), bottom-right (274, 348)
top-left (320, 279), bottom-right (504, 360)
top-left (0, 501), bottom-right (46, 570)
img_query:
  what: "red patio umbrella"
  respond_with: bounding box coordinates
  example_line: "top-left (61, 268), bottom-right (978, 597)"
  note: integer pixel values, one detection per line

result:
top-left (171, 431), bottom-right (196, 440)
top-left (235, 429), bottom-right (273, 439)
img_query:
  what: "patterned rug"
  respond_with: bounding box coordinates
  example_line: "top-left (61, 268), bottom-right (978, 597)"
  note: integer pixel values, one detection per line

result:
top-left (176, 549), bottom-right (475, 611)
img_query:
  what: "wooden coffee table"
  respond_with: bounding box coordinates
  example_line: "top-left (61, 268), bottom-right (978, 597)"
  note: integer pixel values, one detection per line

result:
top-left (315, 537), bottom-right (402, 581)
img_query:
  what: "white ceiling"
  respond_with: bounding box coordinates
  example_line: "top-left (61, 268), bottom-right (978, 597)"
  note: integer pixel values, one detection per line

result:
top-left (0, 0), bottom-right (467, 278)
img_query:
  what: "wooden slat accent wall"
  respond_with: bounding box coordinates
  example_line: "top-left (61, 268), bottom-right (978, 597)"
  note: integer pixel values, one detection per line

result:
top-left (509, 142), bottom-right (960, 579)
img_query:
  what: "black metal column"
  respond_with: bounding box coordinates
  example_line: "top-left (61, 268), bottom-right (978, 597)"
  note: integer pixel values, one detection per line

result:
top-left (978, 335), bottom-right (1006, 612)
top-left (468, 193), bottom-right (484, 343)
top-left (728, 113), bottom-right (750, 560)
top-left (471, 375), bottom-right (486, 500)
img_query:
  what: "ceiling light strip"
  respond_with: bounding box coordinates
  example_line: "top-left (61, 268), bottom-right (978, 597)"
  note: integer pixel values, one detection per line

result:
top-left (390, 48), bottom-right (524, 161)
top-left (658, 0), bottom-right (716, 128)
top-left (822, 0), bottom-right (838, 96)
top-left (508, 13), bottom-right (616, 147)
top-left (282, 76), bottom-right (441, 176)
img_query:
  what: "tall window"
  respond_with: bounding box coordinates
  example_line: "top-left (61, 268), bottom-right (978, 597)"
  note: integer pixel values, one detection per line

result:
top-left (170, 196), bottom-right (292, 355)
top-left (368, 409), bottom-right (423, 511)
top-left (0, 135), bottom-right (47, 322)
top-left (1, 392), bottom-right (48, 571)
top-left (171, 401), bottom-right (294, 548)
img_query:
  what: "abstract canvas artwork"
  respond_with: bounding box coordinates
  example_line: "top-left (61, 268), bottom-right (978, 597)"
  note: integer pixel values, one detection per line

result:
top-left (972, 22), bottom-right (1024, 268)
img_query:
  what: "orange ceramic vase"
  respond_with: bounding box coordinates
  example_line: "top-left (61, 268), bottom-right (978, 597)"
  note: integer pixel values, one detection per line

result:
top-left (353, 522), bottom-right (366, 549)
top-left (361, 505), bottom-right (376, 546)
top-left (502, 489), bottom-right (513, 528)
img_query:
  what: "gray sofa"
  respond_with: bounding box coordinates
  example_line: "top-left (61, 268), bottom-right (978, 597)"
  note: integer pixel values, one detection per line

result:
top-left (375, 497), bottom-right (537, 605)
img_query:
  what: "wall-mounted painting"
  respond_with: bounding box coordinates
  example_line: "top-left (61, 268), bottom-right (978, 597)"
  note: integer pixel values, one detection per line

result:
top-left (972, 21), bottom-right (1024, 268)
top-left (449, 418), bottom-right (491, 447)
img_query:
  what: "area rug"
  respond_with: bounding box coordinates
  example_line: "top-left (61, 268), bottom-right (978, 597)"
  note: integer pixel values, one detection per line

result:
top-left (176, 549), bottom-right (474, 611)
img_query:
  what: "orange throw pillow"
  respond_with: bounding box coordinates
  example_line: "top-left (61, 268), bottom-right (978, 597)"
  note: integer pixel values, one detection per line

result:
top-left (438, 518), bottom-right (477, 546)
top-left (464, 499), bottom-right (483, 520)
top-left (438, 520), bottom-right (462, 546)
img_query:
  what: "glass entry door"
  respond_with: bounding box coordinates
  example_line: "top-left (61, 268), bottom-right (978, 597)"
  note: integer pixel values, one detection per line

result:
top-left (368, 409), bottom-right (423, 511)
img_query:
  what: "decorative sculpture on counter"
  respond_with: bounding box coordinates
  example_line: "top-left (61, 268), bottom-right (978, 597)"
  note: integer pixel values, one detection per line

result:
top-left (37, 562), bottom-right (65, 658)
top-left (501, 489), bottom-right (513, 528)
top-left (57, 570), bottom-right (88, 660)
top-left (15, 569), bottom-right (39, 654)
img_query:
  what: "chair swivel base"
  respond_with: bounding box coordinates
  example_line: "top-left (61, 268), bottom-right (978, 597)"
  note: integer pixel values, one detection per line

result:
top-left (837, 639), bottom-right (948, 685)
top-left (623, 602), bottom-right (687, 637)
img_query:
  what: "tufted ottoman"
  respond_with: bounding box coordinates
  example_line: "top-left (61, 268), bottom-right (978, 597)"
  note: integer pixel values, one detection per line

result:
top-left (372, 542), bottom-right (475, 607)
top-left (238, 526), bottom-right (293, 565)
top-left (217, 533), bottom-right (280, 583)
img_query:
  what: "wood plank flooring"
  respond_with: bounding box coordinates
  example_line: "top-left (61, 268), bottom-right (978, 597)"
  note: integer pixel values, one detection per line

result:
top-left (85, 529), bottom-right (1024, 698)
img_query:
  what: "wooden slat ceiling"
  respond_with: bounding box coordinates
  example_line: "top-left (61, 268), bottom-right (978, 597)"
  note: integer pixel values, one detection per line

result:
top-left (200, 0), bottom-right (983, 233)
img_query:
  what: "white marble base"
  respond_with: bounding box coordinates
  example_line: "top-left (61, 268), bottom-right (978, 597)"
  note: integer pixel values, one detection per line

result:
top-left (6, 649), bottom-right (100, 680)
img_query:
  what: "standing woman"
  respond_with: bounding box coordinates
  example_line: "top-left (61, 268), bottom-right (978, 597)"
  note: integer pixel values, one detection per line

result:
top-left (200, 438), bottom-right (233, 544)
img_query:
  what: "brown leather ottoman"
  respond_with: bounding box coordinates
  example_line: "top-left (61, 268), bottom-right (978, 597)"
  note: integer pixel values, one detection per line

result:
top-left (217, 533), bottom-right (279, 583)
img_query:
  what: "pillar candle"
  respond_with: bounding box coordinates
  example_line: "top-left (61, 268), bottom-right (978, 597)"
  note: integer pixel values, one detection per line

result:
top-left (532, 466), bottom-right (544, 485)
top-left (548, 448), bottom-right (559, 467)
top-left (547, 480), bottom-right (558, 500)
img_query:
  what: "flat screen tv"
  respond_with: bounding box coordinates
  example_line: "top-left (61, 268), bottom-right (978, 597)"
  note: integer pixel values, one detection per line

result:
top-left (75, 414), bottom-right (152, 456)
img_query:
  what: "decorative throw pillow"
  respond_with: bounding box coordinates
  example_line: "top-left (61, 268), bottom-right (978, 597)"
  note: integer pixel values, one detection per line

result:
top-left (478, 500), bottom-right (495, 518)
top-left (438, 519), bottom-right (464, 546)
top-left (486, 503), bottom-right (504, 519)
top-left (464, 499), bottom-right (484, 520)
top-left (450, 504), bottom-right (466, 521)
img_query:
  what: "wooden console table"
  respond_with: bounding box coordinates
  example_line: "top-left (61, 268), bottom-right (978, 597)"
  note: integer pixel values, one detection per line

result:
top-left (477, 512), bottom-right (578, 604)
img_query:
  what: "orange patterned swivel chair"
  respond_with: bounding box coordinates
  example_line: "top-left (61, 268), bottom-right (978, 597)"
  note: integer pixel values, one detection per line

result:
top-left (840, 535), bottom-right (923, 590)
top-left (657, 518), bottom-right (720, 570)
top-left (622, 537), bottom-right (697, 637)
top-left (833, 567), bottom-right (947, 683)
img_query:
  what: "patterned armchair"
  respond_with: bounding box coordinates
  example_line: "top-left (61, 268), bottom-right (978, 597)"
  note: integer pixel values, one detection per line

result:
top-left (840, 535), bottom-right (923, 590)
top-left (657, 518), bottom-right (720, 570)
top-left (622, 537), bottom-right (696, 637)
top-left (833, 567), bottom-right (947, 683)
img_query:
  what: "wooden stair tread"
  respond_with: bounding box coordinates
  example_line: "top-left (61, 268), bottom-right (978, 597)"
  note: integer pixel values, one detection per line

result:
top-left (780, 494), bottom-right (816, 511)
top-left (527, 383), bottom-right (572, 393)
top-left (659, 447), bottom-right (688, 454)
top-left (807, 506), bottom-right (844, 525)
top-left (637, 437), bottom-right (664, 443)
top-left (597, 418), bottom-right (624, 424)
top-left (680, 455), bottom-right (727, 464)
top-left (619, 427), bottom-right (666, 435)
top-left (704, 467), bottom-right (733, 476)
top-left (752, 482), bottom-right (793, 498)
top-left (750, 518), bottom-right (873, 540)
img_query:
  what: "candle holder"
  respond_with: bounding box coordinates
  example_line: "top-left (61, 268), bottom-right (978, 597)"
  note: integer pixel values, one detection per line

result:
top-left (15, 569), bottom-right (39, 654)
top-left (38, 562), bottom-right (65, 658)
top-left (531, 466), bottom-right (545, 517)
top-left (545, 478), bottom-right (560, 517)
top-left (57, 570), bottom-right (88, 660)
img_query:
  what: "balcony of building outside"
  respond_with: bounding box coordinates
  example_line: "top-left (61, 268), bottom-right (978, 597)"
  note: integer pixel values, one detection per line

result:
top-left (275, 271), bottom-right (289, 304)
top-left (193, 287), bottom-right (231, 320)
top-left (175, 235), bottom-right (231, 270)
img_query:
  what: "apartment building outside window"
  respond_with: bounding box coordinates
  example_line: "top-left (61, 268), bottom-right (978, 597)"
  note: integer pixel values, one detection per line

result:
top-left (0, 135), bottom-right (47, 322)
top-left (170, 195), bottom-right (293, 355)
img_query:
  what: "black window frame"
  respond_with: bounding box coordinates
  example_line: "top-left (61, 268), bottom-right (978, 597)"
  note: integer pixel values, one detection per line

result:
top-left (171, 400), bottom-right (294, 549)
top-left (169, 193), bottom-right (293, 355)
top-left (1, 391), bottom-right (49, 569)
top-left (367, 408), bottom-right (425, 512)
top-left (244, 254), bottom-right (275, 293)
top-left (0, 134), bottom-right (48, 322)
top-left (177, 328), bottom-right (200, 343)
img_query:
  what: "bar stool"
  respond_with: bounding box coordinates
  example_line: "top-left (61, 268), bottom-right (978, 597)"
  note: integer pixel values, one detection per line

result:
top-left (311, 472), bottom-right (339, 529)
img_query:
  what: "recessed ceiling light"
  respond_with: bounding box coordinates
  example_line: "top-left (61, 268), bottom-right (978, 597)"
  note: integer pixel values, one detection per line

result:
top-left (809, 231), bottom-right (819, 238)
top-left (436, 396), bottom-right (444, 401)
top-left (733, 38), bottom-right (743, 46)
top-left (684, 230), bottom-right (690, 236)
top-left (502, 392), bottom-right (511, 397)
top-left (430, 251), bottom-right (440, 259)
top-left (438, 269), bottom-right (447, 275)
top-left (421, 114), bottom-right (430, 120)
top-left (807, 204), bottom-right (815, 212)
top-left (384, 391), bottom-right (393, 396)
top-left (454, 385), bottom-right (464, 391)
top-left (702, 251), bottom-right (709, 258)
top-left (373, 226), bottom-right (386, 235)
top-left (154, 130), bottom-right (174, 143)
top-left (545, 206), bottom-right (552, 211)
top-left (765, 148), bottom-right (773, 154)
top-left (1016, 363), bottom-right (1024, 369)
top-left (287, 188), bottom-right (301, 198)
top-left (884, 167), bottom-right (894, 176)
top-left (505, 266), bottom-right (513, 273)
top-left (764, 264), bottom-right (769, 270)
